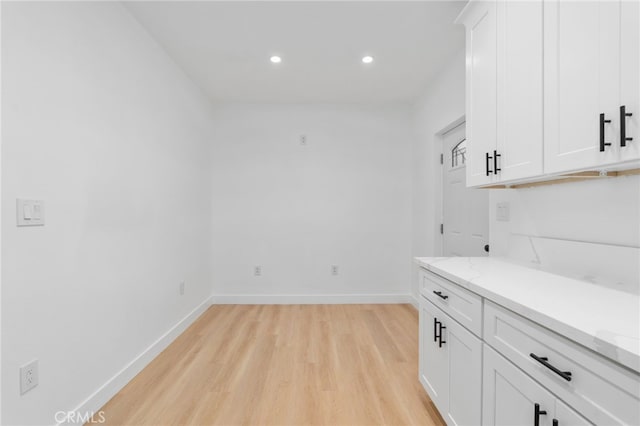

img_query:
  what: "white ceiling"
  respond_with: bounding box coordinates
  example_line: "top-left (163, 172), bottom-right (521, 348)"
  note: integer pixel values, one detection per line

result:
top-left (124, 1), bottom-right (466, 103)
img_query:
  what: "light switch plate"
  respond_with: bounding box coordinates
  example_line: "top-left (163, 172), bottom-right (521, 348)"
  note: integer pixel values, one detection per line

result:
top-left (17, 199), bottom-right (45, 227)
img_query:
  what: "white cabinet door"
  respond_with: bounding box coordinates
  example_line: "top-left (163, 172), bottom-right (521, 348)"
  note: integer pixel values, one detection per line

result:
top-left (444, 313), bottom-right (482, 426)
top-left (419, 298), bottom-right (448, 410)
top-left (483, 344), bottom-right (556, 426)
top-left (496, 0), bottom-right (543, 181)
top-left (554, 400), bottom-right (591, 426)
top-left (544, 0), bottom-right (621, 173)
top-left (464, 0), bottom-right (498, 187)
top-left (619, 0), bottom-right (640, 163)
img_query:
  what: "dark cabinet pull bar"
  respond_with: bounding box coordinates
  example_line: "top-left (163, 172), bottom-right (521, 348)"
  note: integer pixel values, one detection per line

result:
top-left (493, 150), bottom-right (501, 173)
top-left (621, 105), bottom-right (633, 147)
top-left (486, 152), bottom-right (493, 176)
top-left (534, 404), bottom-right (547, 426)
top-left (530, 353), bottom-right (572, 381)
top-left (433, 318), bottom-right (439, 343)
top-left (553, 420), bottom-right (559, 426)
top-left (438, 324), bottom-right (446, 348)
top-left (433, 290), bottom-right (449, 300)
top-left (600, 113), bottom-right (612, 151)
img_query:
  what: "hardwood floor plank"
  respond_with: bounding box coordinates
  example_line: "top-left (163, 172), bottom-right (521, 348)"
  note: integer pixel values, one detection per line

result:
top-left (99, 304), bottom-right (445, 426)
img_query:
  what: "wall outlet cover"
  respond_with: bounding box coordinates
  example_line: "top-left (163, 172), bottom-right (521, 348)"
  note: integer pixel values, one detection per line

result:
top-left (20, 360), bottom-right (39, 395)
top-left (496, 202), bottom-right (510, 222)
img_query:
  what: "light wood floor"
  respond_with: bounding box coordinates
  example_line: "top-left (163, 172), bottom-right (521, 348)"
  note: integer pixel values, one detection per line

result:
top-left (100, 304), bottom-right (445, 426)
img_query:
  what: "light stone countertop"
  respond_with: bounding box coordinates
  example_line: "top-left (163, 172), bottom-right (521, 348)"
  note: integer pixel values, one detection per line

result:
top-left (415, 256), bottom-right (640, 374)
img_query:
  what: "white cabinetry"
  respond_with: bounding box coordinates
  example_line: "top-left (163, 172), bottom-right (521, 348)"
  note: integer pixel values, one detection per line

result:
top-left (619, 0), bottom-right (640, 163)
top-left (417, 265), bottom-right (640, 426)
top-left (419, 297), bottom-right (482, 425)
top-left (483, 344), bottom-right (590, 426)
top-left (460, 0), bottom-right (544, 187)
top-left (544, 0), bottom-right (621, 172)
top-left (458, 0), bottom-right (640, 187)
top-left (463, 0), bottom-right (497, 187)
top-left (496, 0), bottom-right (543, 181)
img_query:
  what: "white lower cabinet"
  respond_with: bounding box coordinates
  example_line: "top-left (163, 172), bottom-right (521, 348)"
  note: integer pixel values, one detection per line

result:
top-left (418, 267), bottom-right (640, 426)
top-left (419, 297), bottom-right (482, 426)
top-left (483, 344), bottom-right (591, 426)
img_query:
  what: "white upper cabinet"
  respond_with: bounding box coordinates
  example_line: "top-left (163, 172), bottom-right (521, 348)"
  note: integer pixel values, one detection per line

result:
top-left (619, 0), bottom-right (640, 163)
top-left (459, 0), bottom-right (640, 186)
top-left (463, 0), bottom-right (498, 187)
top-left (496, 0), bottom-right (544, 181)
top-left (460, 0), bottom-right (544, 187)
top-left (544, 0), bottom-right (621, 172)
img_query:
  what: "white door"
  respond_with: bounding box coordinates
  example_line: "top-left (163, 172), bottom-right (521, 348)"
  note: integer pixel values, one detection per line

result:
top-left (496, 0), bottom-right (544, 181)
top-left (544, 0), bottom-right (621, 172)
top-left (619, 0), bottom-right (640, 163)
top-left (464, 0), bottom-right (498, 187)
top-left (483, 345), bottom-right (556, 426)
top-left (445, 314), bottom-right (482, 426)
top-left (419, 298), bottom-right (449, 411)
top-left (555, 400), bottom-right (591, 426)
top-left (442, 124), bottom-right (490, 257)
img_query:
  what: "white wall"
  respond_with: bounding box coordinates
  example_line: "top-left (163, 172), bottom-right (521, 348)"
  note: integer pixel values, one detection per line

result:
top-left (411, 50), bottom-right (465, 298)
top-left (2, 3), bottom-right (215, 424)
top-left (210, 104), bottom-right (413, 302)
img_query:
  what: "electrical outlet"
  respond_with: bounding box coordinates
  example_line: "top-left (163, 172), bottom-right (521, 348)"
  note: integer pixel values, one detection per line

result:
top-left (300, 135), bottom-right (307, 146)
top-left (20, 360), bottom-right (39, 395)
top-left (254, 266), bottom-right (262, 276)
top-left (496, 202), bottom-right (510, 222)
top-left (179, 281), bottom-right (185, 295)
top-left (331, 265), bottom-right (339, 276)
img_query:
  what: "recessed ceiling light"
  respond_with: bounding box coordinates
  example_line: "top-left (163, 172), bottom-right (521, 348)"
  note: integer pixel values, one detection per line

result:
top-left (270, 55), bottom-right (282, 64)
top-left (362, 55), bottom-right (374, 64)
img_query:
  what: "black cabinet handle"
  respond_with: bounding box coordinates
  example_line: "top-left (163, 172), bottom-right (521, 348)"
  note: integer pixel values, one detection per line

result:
top-left (553, 420), bottom-right (559, 426)
top-left (600, 113), bottom-right (612, 151)
top-left (433, 318), bottom-right (439, 343)
top-left (534, 403), bottom-right (547, 426)
top-left (530, 353), bottom-right (572, 381)
top-left (621, 105), bottom-right (633, 147)
top-left (484, 244), bottom-right (490, 253)
top-left (438, 323), bottom-right (446, 347)
top-left (433, 290), bottom-right (449, 300)
top-left (493, 150), bottom-right (501, 173)
top-left (486, 152), bottom-right (493, 176)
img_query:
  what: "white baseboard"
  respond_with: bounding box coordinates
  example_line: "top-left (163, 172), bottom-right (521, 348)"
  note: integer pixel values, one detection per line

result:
top-left (60, 296), bottom-right (213, 426)
top-left (212, 293), bottom-right (413, 305)
top-left (409, 294), bottom-right (420, 310)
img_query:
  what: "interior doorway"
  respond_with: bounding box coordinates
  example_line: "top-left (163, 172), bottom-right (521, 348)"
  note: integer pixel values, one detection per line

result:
top-left (441, 122), bottom-right (489, 257)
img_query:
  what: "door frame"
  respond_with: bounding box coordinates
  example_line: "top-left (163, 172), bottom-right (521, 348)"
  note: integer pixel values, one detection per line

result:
top-left (435, 115), bottom-right (466, 256)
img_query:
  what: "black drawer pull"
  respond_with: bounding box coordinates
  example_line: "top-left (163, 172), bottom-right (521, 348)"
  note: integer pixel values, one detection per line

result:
top-left (553, 420), bottom-right (559, 426)
top-left (433, 290), bottom-right (449, 300)
top-left (534, 403), bottom-right (547, 426)
top-left (530, 353), bottom-right (572, 381)
top-left (486, 152), bottom-right (493, 176)
top-left (438, 324), bottom-right (446, 348)
top-left (493, 150), bottom-right (501, 173)
top-left (621, 105), bottom-right (633, 147)
top-left (600, 113), bottom-right (612, 151)
top-left (433, 318), bottom-right (439, 343)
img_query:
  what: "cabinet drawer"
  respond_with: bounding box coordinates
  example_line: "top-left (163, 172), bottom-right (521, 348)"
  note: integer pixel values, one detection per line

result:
top-left (419, 268), bottom-right (482, 337)
top-left (484, 301), bottom-right (640, 425)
